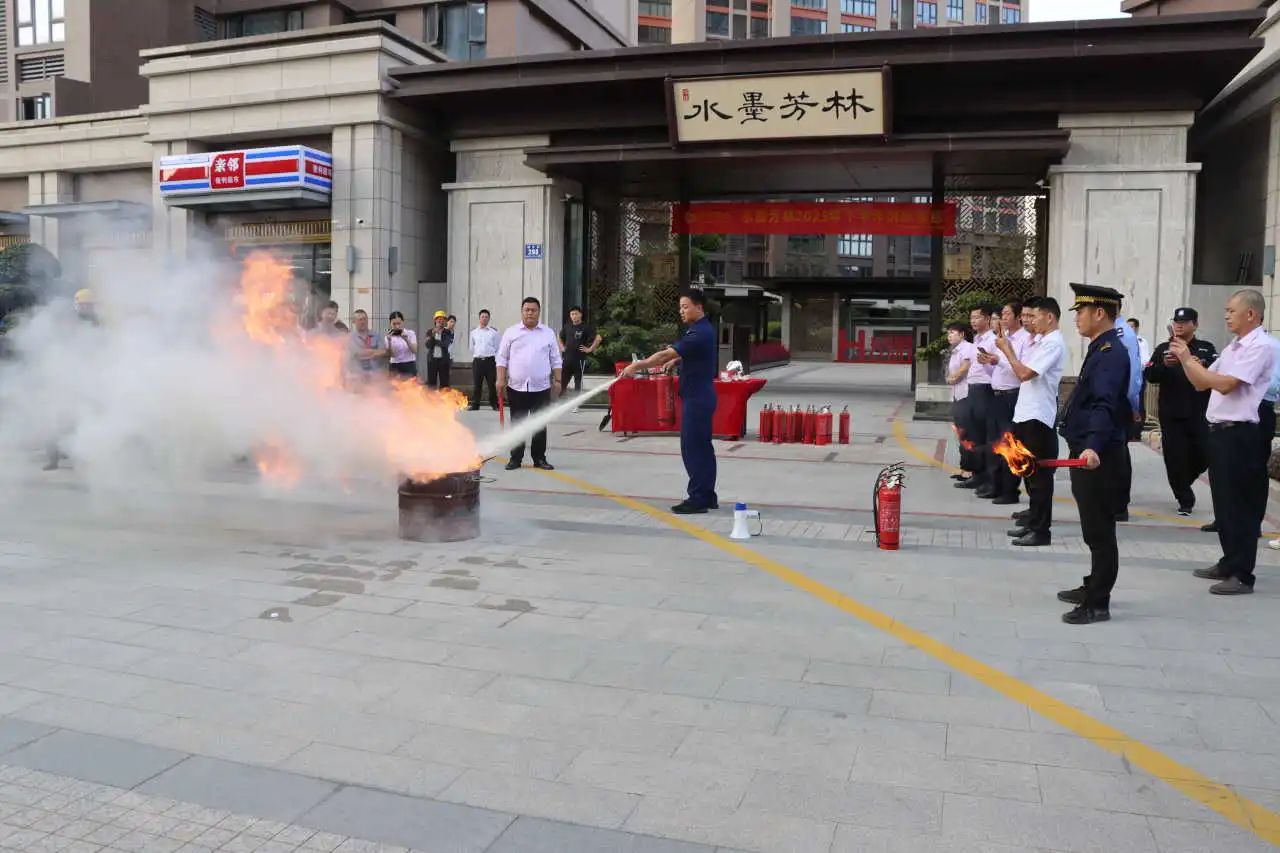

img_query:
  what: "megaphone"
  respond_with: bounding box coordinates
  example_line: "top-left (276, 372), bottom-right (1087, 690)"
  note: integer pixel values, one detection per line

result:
top-left (730, 502), bottom-right (761, 540)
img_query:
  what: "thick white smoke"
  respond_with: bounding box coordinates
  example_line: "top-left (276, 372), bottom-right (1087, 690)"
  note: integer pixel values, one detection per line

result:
top-left (0, 238), bottom-right (476, 509)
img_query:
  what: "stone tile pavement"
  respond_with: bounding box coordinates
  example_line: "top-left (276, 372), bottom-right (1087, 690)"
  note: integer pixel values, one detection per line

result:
top-left (0, 364), bottom-right (1278, 851)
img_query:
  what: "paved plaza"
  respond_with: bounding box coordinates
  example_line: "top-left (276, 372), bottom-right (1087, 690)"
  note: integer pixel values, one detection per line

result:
top-left (1, 363), bottom-right (1279, 852)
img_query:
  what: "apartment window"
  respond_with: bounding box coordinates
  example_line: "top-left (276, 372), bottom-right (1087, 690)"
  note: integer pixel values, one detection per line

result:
top-left (704, 260), bottom-right (726, 282)
top-left (16, 0), bottom-right (65, 46)
top-left (194, 7), bottom-right (218, 40)
top-left (17, 53), bottom-right (63, 81)
top-left (747, 261), bottom-right (768, 278)
top-left (706, 11), bottom-right (730, 36)
top-left (1001, 6), bottom-right (1021, 22)
top-left (639, 0), bottom-right (671, 15)
top-left (791, 16), bottom-right (827, 35)
top-left (916, 1), bottom-right (937, 25)
top-left (946, 0), bottom-right (963, 20)
top-left (638, 24), bottom-right (671, 43)
top-left (891, 0), bottom-right (898, 21)
top-left (752, 1), bottom-right (769, 11)
top-left (427, 1), bottom-right (487, 61)
top-left (844, 0), bottom-right (875, 14)
top-left (837, 235), bottom-right (872, 257)
top-left (976, 2), bottom-right (987, 22)
top-left (222, 8), bottom-right (304, 38)
top-left (792, 0), bottom-right (827, 8)
top-left (18, 94), bottom-right (51, 121)
top-left (750, 16), bottom-right (769, 37)
top-left (842, 22), bottom-right (874, 31)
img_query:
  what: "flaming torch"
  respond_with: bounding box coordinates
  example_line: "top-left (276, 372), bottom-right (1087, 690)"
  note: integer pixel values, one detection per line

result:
top-left (992, 432), bottom-right (1089, 476)
top-left (952, 425), bottom-right (975, 451)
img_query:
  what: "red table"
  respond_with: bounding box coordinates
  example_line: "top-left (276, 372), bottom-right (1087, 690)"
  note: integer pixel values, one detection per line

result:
top-left (609, 377), bottom-right (767, 440)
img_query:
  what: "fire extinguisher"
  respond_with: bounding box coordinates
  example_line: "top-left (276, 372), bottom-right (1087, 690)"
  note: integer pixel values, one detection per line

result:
top-left (758, 404), bottom-right (773, 442)
top-left (803, 406), bottom-right (816, 444)
top-left (791, 406), bottom-right (804, 443)
top-left (873, 463), bottom-right (905, 551)
top-left (655, 375), bottom-right (676, 427)
top-left (816, 406), bottom-right (833, 446)
top-left (773, 408), bottom-right (785, 444)
top-left (838, 405), bottom-right (851, 445)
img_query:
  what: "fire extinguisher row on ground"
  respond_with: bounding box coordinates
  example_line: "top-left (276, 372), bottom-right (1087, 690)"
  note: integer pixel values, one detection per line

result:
top-left (757, 405), bottom-right (851, 446)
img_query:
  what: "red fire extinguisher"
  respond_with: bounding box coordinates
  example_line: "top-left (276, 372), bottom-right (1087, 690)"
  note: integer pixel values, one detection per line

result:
top-left (838, 405), bottom-right (851, 445)
top-left (803, 406), bottom-right (816, 444)
top-left (773, 408), bottom-right (785, 444)
top-left (790, 406), bottom-right (804, 443)
top-left (758, 404), bottom-right (773, 442)
top-left (874, 463), bottom-right (905, 551)
top-left (816, 406), bottom-right (832, 446)
top-left (655, 375), bottom-right (676, 427)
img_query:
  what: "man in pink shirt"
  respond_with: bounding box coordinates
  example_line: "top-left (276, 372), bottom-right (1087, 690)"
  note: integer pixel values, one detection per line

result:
top-left (957, 305), bottom-right (998, 494)
top-left (497, 296), bottom-right (563, 471)
top-left (1174, 289), bottom-right (1275, 595)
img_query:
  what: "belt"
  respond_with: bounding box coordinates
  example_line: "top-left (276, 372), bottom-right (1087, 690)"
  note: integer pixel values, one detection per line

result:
top-left (1208, 420), bottom-right (1255, 431)
top-left (473, 355), bottom-right (496, 360)
top-left (993, 389), bottom-right (1018, 396)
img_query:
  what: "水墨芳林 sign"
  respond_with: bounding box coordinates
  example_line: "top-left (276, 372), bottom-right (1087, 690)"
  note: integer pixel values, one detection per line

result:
top-left (669, 69), bottom-right (887, 144)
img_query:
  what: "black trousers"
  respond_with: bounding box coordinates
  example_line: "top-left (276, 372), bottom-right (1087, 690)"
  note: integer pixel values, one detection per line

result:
top-left (471, 357), bottom-right (497, 409)
top-left (1209, 423), bottom-right (1266, 587)
top-left (953, 397), bottom-right (977, 472)
top-left (681, 394), bottom-right (718, 508)
top-left (1159, 417), bottom-right (1209, 510)
top-left (1069, 443), bottom-right (1124, 607)
top-left (426, 357), bottom-right (452, 388)
top-left (1114, 441), bottom-right (1132, 515)
top-left (1260, 401), bottom-right (1276, 464)
top-left (507, 388), bottom-right (550, 464)
top-left (563, 359), bottom-right (585, 392)
top-left (966, 385), bottom-right (993, 487)
top-left (1015, 419), bottom-right (1058, 535)
top-left (986, 389), bottom-right (1020, 498)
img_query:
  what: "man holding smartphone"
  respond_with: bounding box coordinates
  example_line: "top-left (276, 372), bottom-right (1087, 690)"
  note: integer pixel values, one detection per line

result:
top-left (1143, 308), bottom-right (1216, 516)
top-left (960, 304), bottom-right (998, 497)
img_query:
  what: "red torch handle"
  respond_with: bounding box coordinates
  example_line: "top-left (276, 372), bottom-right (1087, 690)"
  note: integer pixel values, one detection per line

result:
top-left (498, 392), bottom-right (505, 427)
top-left (1037, 458), bottom-right (1089, 469)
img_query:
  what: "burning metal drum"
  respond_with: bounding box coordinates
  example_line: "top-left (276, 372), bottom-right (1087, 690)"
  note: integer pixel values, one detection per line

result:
top-left (398, 470), bottom-right (480, 542)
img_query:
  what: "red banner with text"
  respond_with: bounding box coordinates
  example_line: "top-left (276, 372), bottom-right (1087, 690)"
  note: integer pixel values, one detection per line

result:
top-left (671, 201), bottom-right (957, 236)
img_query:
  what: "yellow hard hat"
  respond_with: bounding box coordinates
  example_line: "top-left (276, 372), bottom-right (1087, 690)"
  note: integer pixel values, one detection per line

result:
top-left (433, 310), bottom-right (447, 319)
top-left (73, 289), bottom-right (94, 304)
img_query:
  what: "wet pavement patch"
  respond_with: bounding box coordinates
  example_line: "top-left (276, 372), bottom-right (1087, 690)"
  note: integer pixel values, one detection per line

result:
top-left (431, 576), bottom-right (480, 591)
top-left (478, 598), bottom-right (535, 613)
top-left (292, 592), bottom-right (344, 607)
top-left (287, 577), bottom-right (365, 595)
top-left (283, 563), bottom-right (375, 580)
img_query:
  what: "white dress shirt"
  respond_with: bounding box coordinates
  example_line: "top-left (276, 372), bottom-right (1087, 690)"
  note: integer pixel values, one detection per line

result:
top-left (497, 322), bottom-right (563, 392)
top-left (1012, 329), bottom-right (1066, 428)
top-left (991, 327), bottom-right (1031, 391)
top-left (470, 325), bottom-right (500, 358)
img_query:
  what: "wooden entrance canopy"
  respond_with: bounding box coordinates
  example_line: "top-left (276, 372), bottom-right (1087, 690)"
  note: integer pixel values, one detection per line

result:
top-left (388, 11), bottom-right (1263, 197)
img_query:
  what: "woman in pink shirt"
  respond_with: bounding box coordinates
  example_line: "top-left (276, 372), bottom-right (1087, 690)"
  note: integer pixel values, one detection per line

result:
top-left (385, 311), bottom-right (419, 380)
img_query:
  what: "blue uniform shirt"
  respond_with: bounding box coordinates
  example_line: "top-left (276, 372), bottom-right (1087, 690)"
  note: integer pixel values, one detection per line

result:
top-left (673, 316), bottom-right (717, 401)
top-left (1061, 327), bottom-right (1132, 454)
top-left (1114, 316), bottom-right (1142, 413)
top-left (1264, 335), bottom-right (1280, 404)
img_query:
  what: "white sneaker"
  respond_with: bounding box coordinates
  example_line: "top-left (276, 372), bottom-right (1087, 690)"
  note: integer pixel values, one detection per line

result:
top-left (1268, 538), bottom-right (1280, 551)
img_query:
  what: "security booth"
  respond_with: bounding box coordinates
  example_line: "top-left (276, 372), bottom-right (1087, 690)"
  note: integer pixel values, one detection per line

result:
top-left (387, 11), bottom-right (1263, 401)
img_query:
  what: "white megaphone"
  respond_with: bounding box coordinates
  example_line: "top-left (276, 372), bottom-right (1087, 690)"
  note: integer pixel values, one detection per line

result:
top-left (730, 502), bottom-right (761, 540)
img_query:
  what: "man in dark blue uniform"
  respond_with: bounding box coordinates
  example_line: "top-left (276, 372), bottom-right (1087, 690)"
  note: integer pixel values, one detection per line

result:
top-left (1056, 284), bottom-right (1132, 625)
top-left (621, 289), bottom-right (718, 514)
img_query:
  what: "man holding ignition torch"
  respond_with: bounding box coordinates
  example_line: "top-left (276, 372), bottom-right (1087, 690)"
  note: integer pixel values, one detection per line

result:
top-left (1056, 284), bottom-right (1132, 625)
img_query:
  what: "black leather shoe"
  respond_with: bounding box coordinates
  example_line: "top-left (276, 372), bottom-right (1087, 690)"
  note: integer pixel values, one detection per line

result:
top-left (1201, 520), bottom-right (1218, 533)
top-left (1062, 604), bottom-right (1109, 625)
top-left (1210, 578), bottom-right (1254, 595)
top-left (671, 501), bottom-right (707, 515)
top-left (1007, 527), bottom-right (1029, 538)
top-left (1193, 565), bottom-right (1228, 581)
top-left (1057, 585), bottom-right (1087, 605)
top-left (974, 489), bottom-right (998, 499)
top-left (533, 460), bottom-right (555, 471)
top-left (991, 495), bottom-right (1020, 506)
top-left (954, 479), bottom-right (979, 490)
top-left (950, 473), bottom-right (967, 481)
top-left (709, 501), bottom-right (720, 510)
top-left (1012, 531), bottom-right (1051, 547)
top-left (1012, 510), bottom-right (1030, 521)
top-left (505, 459), bottom-right (522, 470)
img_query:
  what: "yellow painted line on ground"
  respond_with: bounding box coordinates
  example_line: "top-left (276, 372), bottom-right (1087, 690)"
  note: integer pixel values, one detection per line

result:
top-left (890, 419), bottom-right (1206, 530)
top-left (531, 462), bottom-right (1280, 846)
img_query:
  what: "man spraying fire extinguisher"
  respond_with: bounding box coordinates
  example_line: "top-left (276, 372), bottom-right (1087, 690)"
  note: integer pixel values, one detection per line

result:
top-left (621, 289), bottom-right (718, 515)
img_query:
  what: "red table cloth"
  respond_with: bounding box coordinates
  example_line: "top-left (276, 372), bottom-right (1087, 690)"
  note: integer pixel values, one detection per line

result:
top-left (609, 377), bottom-right (767, 440)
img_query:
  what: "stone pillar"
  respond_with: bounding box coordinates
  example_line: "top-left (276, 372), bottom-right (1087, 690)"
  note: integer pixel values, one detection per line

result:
top-left (444, 135), bottom-right (572, 362)
top-left (26, 171), bottom-right (74, 259)
top-left (1046, 112), bottom-right (1199, 373)
top-left (1263, 101), bottom-right (1280, 329)
top-left (771, 0), bottom-right (789, 37)
top-left (827, 2), bottom-right (840, 34)
top-left (150, 141), bottom-right (204, 264)
top-left (671, 0), bottom-right (706, 43)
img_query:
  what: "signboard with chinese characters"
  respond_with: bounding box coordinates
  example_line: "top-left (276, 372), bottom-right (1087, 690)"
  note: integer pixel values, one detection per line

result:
top-left (669, 69), bottom-right (888, 144)
top-left (671, 201), bottom-right (955, 236)
top-left (158, 146), bottom-right (333, 197)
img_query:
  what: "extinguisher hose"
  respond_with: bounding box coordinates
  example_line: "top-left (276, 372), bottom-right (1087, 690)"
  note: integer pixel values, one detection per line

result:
top-left (872, 474), bottom-right (881, 546)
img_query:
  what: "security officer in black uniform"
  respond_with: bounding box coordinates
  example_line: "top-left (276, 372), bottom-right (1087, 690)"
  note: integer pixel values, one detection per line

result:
top-left (622, 289), bottom-right (719, 514)
top-left (1142, 307), bottom-right (1216, 516)
top-left (1056, 284), bottom-right (1132, 625)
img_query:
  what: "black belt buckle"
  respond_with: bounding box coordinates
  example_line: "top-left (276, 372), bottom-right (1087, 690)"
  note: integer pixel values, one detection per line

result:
top-left (1209, 421), bottom-right (1246, 432)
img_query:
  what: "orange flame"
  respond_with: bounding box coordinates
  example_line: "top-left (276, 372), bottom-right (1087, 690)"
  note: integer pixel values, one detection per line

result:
top-left (952, 424), bottom-right (975, 451)
top-left (229, 251), bottom-right (479, 486)
top-left (993, 431), bottom-right (1036, 477)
